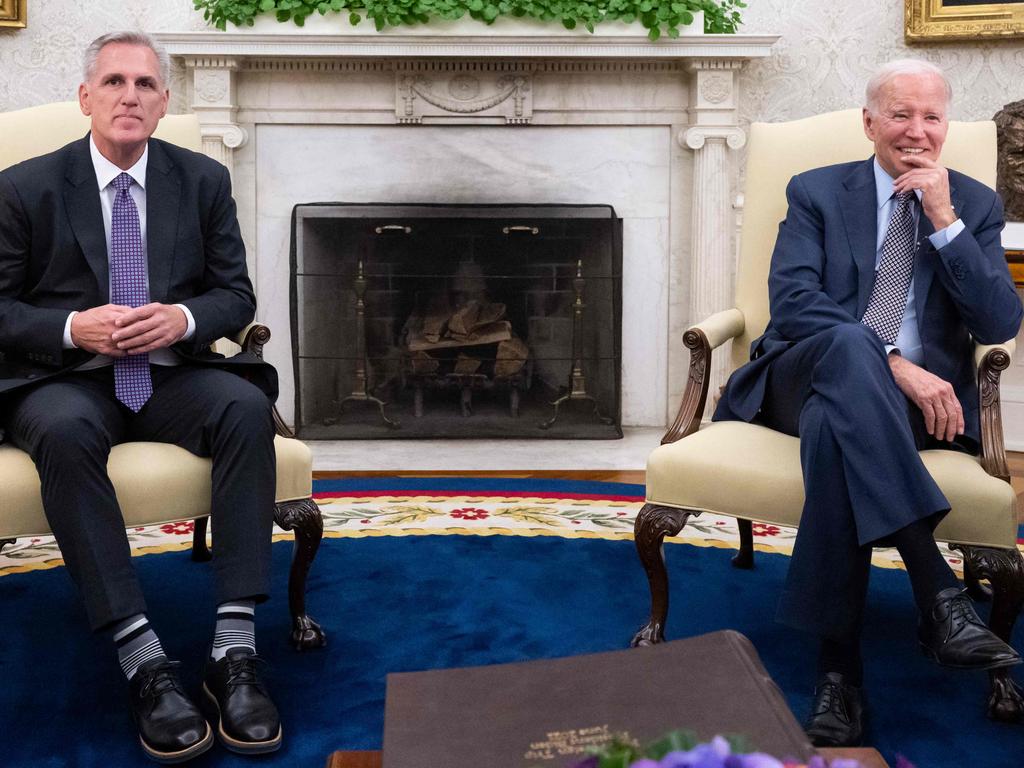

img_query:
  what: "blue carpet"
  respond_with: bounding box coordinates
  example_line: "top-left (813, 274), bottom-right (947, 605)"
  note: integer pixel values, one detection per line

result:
top-left (1, 478), bottom-right (1022, 767)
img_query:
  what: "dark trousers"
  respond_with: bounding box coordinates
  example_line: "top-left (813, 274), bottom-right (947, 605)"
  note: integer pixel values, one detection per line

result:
top-left (757, 323), bottom-right (950, 642)
top-left (4, 365), bottom-right (276, 631)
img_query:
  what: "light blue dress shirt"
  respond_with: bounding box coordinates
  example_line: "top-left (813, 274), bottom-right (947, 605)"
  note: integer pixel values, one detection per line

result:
top-left (872, 158), bottom-right (965, 366)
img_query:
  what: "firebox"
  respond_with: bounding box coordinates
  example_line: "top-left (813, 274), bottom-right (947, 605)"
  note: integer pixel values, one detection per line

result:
top-left (291, 203), bottom-right (622, 439)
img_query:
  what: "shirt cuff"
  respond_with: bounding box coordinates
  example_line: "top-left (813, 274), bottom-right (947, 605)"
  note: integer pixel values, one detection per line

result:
top-left (63, 311), bottom-right (77, 349)
top-left (885, 344), bottom-right (900, 356)
top-left (928, 218), bottom-right (965, 249)
top-left (175, 304), bottom-right (196, 341)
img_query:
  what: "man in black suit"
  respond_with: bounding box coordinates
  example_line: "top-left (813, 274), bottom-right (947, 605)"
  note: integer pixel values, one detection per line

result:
top-left (715, 60), bottom-right (1022, 746)
top-left (0, 32), bottom-right (281, 762)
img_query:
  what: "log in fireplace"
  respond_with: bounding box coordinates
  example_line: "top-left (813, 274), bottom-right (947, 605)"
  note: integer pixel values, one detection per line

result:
top-left (291, 204), bottom-right (622, 438)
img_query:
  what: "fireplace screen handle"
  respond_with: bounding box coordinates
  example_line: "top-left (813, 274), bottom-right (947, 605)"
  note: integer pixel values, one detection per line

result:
top-left (375, 225), bottom-right (412, 234)
top-left (502, 226), bottom-right (539, 235)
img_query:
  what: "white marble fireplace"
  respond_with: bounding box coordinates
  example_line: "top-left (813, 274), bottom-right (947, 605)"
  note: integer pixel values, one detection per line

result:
top-left (158, 25), bottom-right (777, 430)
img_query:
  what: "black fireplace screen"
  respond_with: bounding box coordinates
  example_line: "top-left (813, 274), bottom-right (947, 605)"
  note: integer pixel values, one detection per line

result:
top-left (290, 203), bottom-right (622, 439)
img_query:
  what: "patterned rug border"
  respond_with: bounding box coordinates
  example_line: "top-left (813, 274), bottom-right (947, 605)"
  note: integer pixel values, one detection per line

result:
top-left (4, 480), bottom-right (1017, 577)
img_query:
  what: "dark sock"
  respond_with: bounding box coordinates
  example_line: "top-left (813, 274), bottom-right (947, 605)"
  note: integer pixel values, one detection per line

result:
top-left (817, 637), bottom-right (863, 686)
top-left (888, 518), bottom-right (960, 612)
top-left (112, 614), bottom-right (167, 680)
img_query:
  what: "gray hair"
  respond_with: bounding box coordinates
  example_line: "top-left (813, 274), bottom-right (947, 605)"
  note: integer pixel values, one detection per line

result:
top-left (865, 59), bottom-right (952, 114)
top-left (83, 31), bottom-right (170, 89)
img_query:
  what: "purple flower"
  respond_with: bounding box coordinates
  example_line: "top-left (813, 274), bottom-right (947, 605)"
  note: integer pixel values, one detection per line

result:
top-left (629, 760), bottom-right (661, 768)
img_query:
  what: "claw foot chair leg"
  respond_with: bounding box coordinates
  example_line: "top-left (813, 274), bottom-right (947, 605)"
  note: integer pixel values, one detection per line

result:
top-left (953, 544), bottom-right (1024, 723)
top-left (732, 518), bottom-right (755, 569)
top-left (631, 503), bottom-right (694, 647)
top-left (274, 498), bottom-right (328, 650)
top-left (190, 517), bottom-right (212, 562)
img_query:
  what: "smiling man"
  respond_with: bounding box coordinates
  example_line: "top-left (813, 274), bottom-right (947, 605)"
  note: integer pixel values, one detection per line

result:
top-left (714, 60), bottom-right (1023, 747)
top-left (0, 32), bottom-right (282, 762)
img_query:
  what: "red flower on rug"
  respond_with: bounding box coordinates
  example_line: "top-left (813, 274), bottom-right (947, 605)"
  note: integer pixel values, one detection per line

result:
top-left (160, 521), bottom-right (194, 535)
top-left (450, 507), bottom-right (490, 520)
top-left (751, 522), bottom-right (781, 537)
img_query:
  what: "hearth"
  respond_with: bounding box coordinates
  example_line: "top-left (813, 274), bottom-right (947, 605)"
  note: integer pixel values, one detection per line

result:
top-left (291, 204), bottom-right (622, 439)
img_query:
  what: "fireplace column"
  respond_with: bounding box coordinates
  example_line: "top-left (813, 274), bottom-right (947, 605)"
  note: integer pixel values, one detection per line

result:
top-left (184, 56), bottom-right (247, 173)
top-left (682, 60), bottom-right (746, 418)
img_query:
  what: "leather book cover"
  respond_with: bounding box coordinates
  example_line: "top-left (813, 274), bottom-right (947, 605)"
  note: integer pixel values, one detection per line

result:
top-left (382, 630), bottom-right (814, 767)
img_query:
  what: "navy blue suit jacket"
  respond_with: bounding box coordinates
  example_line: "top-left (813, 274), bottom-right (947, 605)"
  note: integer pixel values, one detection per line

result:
top-left (715, 157), bottom-right (1022, 448)
top-left (0, 135), bottom-right (277, 401)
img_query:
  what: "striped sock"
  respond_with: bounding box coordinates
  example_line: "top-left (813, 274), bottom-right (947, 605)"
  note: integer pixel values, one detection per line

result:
top-left (210, 600), bottom-right (256, 661)
top-left (113, 614), bottom-right (167, 680)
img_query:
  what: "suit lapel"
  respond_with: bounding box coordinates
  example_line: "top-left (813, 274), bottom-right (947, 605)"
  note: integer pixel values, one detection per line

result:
top-left (63, 136), bottom-right (109, 296)
top-left (145, 139), bottom-right (180, 304)
top-left (838, 159), bottom-right (879, 319)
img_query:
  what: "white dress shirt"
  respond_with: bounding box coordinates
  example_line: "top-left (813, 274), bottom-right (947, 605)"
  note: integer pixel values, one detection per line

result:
top-left (62, 137), bottom-right (196, 368)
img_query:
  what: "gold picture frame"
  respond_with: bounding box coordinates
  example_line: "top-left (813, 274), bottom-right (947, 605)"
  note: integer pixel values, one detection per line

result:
top-left (906, 0), bottom-right (1024, 41)
top-left (0, 0), bottom-right (26, 28)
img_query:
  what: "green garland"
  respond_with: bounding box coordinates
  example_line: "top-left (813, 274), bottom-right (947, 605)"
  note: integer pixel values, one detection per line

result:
top-left (194, 0), bottom-right (746, 41)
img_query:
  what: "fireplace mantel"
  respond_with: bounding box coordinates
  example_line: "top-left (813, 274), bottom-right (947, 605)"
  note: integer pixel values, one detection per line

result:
top-left (155, 28), bottom-right (778, 430)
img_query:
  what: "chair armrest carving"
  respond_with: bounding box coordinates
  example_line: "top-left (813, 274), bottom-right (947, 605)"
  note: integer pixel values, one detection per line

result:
top-left (231, 322), bottom-right (271, 358)
top-left (224, 322), bottom-right (294, 439)
top-left (977, 341), bottom-right (1014, 483)
top-left (662, 309), bottom-right (745, 445)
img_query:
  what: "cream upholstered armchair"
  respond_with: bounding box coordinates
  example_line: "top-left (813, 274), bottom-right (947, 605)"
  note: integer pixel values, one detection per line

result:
top-left (632, 109), bottom-right (1023, 722)
top-left (0, 102), bottom-right (326, 650)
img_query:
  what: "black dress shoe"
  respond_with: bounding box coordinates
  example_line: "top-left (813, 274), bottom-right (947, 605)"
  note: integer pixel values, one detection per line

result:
top-left (803, 672), bottom-right (865, 748)
top-left (918, 587), bottom-right (1022, 670)
top-left (202, 650), bottom-right (282, 754)
top-left (129, 658), bottom-right (213, 764)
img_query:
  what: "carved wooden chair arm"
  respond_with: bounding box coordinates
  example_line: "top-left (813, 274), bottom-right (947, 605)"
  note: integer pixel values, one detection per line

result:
top-left (662, 308), bottom-right (746, 445)
top-left (976, 339), bottom-right (1015, 483)
top-left (217, 322), bottom-right (294, 439)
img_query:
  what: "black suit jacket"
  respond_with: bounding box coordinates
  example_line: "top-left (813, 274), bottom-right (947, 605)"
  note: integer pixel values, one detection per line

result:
top-left (0, 135), bottom-right (277, 401)
top-left (715, 157), bottom-right (1022, 448)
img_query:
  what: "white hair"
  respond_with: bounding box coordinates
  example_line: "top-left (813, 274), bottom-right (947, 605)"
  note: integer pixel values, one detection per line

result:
top-left (865, 59), bottom-right (952, 114)
top-left (83, 31), bottom-right (170, 88)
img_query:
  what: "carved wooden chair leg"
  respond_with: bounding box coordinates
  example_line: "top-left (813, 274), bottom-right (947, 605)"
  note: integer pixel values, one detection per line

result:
top-left (274, 498), bottom-right (328, 650)
top-left (963, 559), bottom-right (992, 602)
top-left (630, 503), bottom-right (695, 648)
top-left (952, 544), bottom-right (1024, 723)
top-left (732, 518), bottom-right (755, 569)
top-left (190, 517), bottom-right (212, 562)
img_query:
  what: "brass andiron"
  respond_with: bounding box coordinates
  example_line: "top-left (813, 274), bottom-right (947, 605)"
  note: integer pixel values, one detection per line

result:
top-left (333, 259), bottom-right (399, 428)
top-left (539, 259), bottom-right (613, 429)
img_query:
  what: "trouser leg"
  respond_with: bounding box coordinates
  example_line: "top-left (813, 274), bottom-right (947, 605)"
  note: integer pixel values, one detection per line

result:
top-left (5, 373), bottom-right (141, 630)
top-left (760, 323), bottom-right (950, 638)
top-left (133, 366), bottom-right (276, 605)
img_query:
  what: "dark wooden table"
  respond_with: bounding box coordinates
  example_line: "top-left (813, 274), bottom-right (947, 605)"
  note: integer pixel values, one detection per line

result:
top-left (326, 747), bottom-right (890, 768)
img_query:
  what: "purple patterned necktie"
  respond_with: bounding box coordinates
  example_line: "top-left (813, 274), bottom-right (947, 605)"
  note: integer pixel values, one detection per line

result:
top-left (110, 172), bottom-right (152, 412)
top-left (861, 191), bottom-right (916, 344)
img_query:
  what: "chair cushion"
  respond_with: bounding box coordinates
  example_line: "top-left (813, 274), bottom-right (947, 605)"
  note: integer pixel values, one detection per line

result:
top-left (645, 421), bottom-right (1018, 549)
top-left (0, 435), bottom-right (313, 539)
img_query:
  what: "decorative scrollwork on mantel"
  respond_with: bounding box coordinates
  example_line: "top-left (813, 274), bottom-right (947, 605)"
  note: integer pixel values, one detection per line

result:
top-left (396, 70), bottom-right (533, 124)
top-left (679, 126), bottom-right (746, 151)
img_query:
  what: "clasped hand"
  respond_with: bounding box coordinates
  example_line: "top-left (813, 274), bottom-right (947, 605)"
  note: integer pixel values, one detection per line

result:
top-left (889, 354), bottom-right (964, 442)
top-left (70, 303), bottom-right (187, 357)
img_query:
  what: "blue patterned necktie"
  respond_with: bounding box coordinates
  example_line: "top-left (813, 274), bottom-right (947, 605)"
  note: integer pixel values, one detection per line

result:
top-left (861, 191), bottom-right (916, 344)
top-left (110, 172), bottom-right (153, 412)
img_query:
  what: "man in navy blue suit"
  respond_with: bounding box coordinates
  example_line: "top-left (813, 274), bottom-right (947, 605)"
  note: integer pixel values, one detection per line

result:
top-left (715, 60), bottom-right (1023, 747)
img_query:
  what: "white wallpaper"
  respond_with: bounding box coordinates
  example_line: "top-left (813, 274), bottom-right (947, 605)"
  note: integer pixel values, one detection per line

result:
top-left (1, 1), bottom-right (1021, 119)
